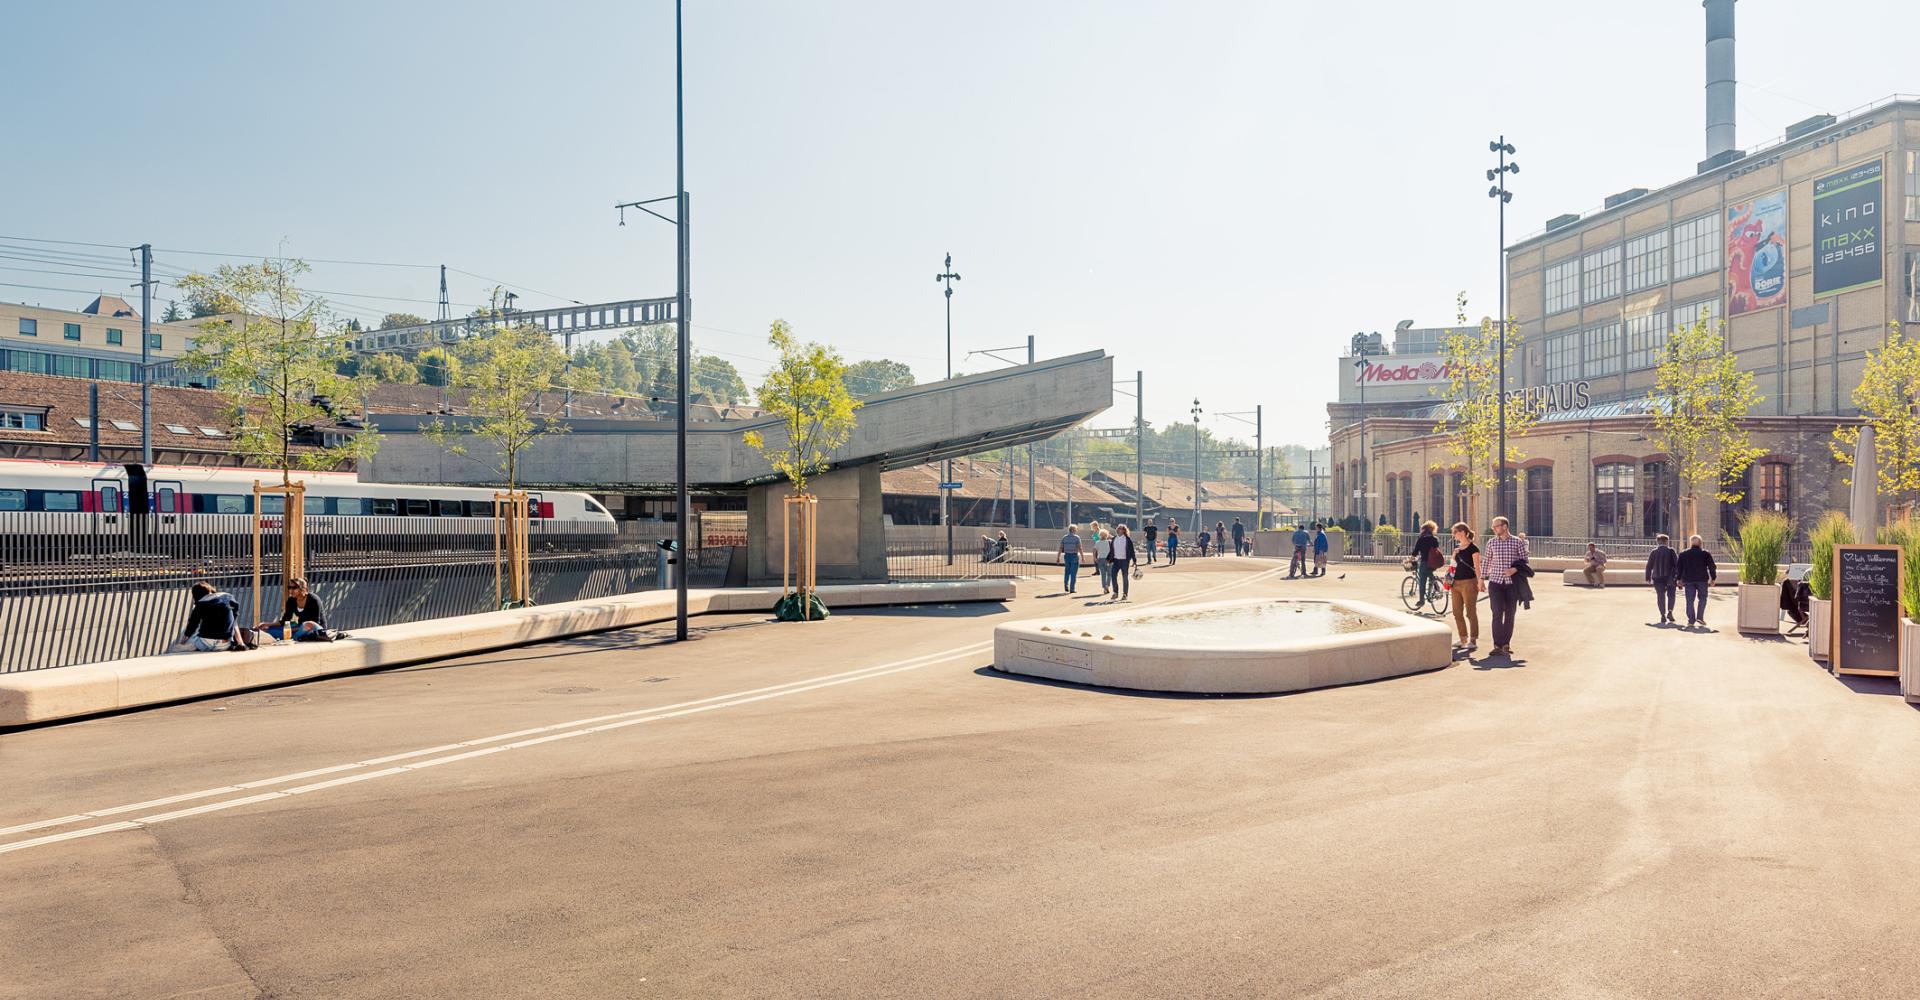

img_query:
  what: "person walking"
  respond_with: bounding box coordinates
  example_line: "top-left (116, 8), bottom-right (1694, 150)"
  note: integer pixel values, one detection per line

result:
top-left (1166, 520), bottom-right (1180, 566)
top-left (1676, 534), bottom-right (1718, 627)
top-left (1056, 524), bottom-right (1083, 594)
top-left (1214, 521), bottom-right (1229, 557)
top-left (1197, 528), bottom-right (1210, 558)
top-left (1481, 515), bottom-right (1529, 656)
top-left (1645, 533), bottom-right (1679, 623)
top-left (1143, 520), bottom-right (1158, 565)
top-left (1582, 542), bottom-right (1610, 588)
top-left (1412, 521), bottom-right (1443, 607)
top-left (1312, 523), bottom-right (1329, 576)
top-left (1109, 524), bottom-right (1137, 600)
top-left (1230, 517), bottom-right (1246, 557)
top-left (1289, 523), bottom-right (1310, 578)
top-left (1094, 529), bottom-right (1114, 596)
top-left (1448, 522), bottom-right (1481, 651)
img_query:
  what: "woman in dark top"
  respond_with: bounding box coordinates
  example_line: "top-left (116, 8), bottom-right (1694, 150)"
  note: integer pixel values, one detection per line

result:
top-left (1412, 521), bottom-right (1443, 605)
top-left (1449, 521), bottom-right (1481, 650)
top-left (179, 580), bottom-right (241, 652)
top-left (260, 576), bottom-right (326, 641)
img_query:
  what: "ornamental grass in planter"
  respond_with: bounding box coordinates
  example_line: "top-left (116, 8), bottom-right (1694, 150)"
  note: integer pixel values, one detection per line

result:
top-left (1733, 510), bottom-right (1791, 633)
top-left (1880, 521), bottom-right (1920, 701)
top-left (1807, 511), bottom-right (1857, 661)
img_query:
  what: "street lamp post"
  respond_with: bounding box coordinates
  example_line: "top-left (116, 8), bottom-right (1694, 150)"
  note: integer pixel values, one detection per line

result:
top-left (1218, 406), bottom-right (1263, 530)
top-left (1352, 353), bottom-right (1368, 525)
top-left (609, 0), bottom-right (693, 640)
top-left (1488, 137), bottom-right (1518, 516)
top-left (936, 254), bottom-right (961, 564)
top-left (1190, 398), bottom-right (1203, 532)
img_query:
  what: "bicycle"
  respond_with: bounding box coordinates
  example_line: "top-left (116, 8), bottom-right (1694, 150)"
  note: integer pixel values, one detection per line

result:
top-left (1400, 557), bottom-right (1450, 616)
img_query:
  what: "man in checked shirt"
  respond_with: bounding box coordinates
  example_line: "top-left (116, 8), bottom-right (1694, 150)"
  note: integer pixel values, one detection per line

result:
top-left (1480, 515), bottom-right (1529, 656)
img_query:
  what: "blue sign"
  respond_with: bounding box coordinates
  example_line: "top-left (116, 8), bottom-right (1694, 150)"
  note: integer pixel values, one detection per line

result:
top-left (938, 481), bottom-right (963, 490)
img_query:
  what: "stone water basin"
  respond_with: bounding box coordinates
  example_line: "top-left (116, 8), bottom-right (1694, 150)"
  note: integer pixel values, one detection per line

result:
top-left (992, 598), bottom-right (1452, 694)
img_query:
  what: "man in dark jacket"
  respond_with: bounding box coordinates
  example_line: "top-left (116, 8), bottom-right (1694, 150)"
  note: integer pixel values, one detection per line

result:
top-left (1143, 521), bottom-right (1158, 564)
top-left (1645, 533), bottom-right (1679, 624)
top-left (178, 580), bottom-right (241, 652)
top-left (1676, 534), bottom-right (1718, 627)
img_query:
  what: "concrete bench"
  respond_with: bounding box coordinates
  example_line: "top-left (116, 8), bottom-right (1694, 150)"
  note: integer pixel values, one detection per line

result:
top-left (0, 580), bottom-right (1015, 727)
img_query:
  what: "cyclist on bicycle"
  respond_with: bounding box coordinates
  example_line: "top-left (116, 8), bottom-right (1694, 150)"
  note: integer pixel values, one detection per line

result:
top-left (1412, 521), bottom-right (1443, 605)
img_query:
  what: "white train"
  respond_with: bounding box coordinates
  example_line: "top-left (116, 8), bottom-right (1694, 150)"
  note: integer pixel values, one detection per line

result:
top-left (0, 459), bottom-right (617, 535)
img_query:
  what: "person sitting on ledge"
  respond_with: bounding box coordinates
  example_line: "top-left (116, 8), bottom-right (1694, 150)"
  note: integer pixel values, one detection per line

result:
top-left (178, 581), bottom-right (241, 653)
top-left (260, 577), bottom-right (327, 642)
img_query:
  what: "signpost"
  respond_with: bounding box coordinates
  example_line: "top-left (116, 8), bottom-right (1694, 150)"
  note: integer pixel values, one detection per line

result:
top-left (1832, 544), bottom-right (1903, 676)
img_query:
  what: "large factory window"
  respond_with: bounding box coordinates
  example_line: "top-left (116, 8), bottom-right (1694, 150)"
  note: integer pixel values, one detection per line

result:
top-left (1671, 214), bottom-right (1720, 279)
top-left (1594, 462), bottom-right (1636, 537)
top-left (1546, 333), bottom-right (1581, 382)
top-left (1582, 245), bottom-right (1622, 303)
top-left (1908, 152), bottom-right (1920, 222)
top-left (1642, 461), bottom-right (1677, 538)
top-left (1625, 231), bottom-right (1669, 292)
top-left (1401, 475), bottom-right (1414, 532)
top-left (1430, 473), bottom-right (1446, 526)
top-left (1720, 468), bottom-right (1751, 539)
top-left (1385, 477), bottom-right (1399, 532)
top-left (1583, 323), bottom-right (1622, 378)
top-left (1334, 465), bottom-right (1345, 519)
top-left (1626, 312), bottom-right (1671, 370)
top-left (1756, 461), bottom-right (1790, 521)
top-left (1904, 251), bottom-right (1920, 325)
top-left (1525, 467), bottom-right (1553, 537)
top-left (1671, 298), bottom-right (1723, 336)
top-left (1545, 258), bottom-right (1581, 314)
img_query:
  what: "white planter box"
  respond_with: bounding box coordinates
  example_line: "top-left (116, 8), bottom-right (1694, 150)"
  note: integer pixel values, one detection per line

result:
top-left (1737, 583), bottom-right (1780, 634)
top-left (1903, 619), bottom-right (1920, 704)
top-left (1809, 597), bottom-right (1831, 662)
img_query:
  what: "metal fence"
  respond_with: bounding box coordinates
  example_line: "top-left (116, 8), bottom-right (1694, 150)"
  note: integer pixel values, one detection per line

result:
top-left (883, 538), bottom-right (1027, 582)
top-left (1340, 531), bottom-right (1812, 566)
top-left (0, 513), bottom-right (733, 674)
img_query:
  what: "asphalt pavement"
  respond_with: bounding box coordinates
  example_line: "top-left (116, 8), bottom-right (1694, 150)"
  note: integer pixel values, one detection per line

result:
top-left (5, 557), bottom-right (1919, 999)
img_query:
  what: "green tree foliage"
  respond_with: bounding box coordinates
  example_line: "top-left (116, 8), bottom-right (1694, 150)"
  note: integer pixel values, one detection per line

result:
top-left (1832, 324), bottom-right (1920, 514)
top-left (160, 300), bottom-right (183, 323)
top-left (378, 312), bottom-right (429, 330)
top-left (743, 321), bottom-right (861, 495)
top-left (566, 325), bottom-right (750, 405)
top-left (692, 354), bottom-right (749, 405)
top-left (177, 259), bottom-right (376, 482)
top-left (360, 353), bottom-right (421, 384)
top-left (426, 294), bottom-right (595, 489)
top-left (416, 346), bottom-right (461, 387)
top-left (842, 358), bottom-right (917, 398)
top-left (1648, 310), bottom-right (1765, 536)
top-left (1433, 293), bottom-right (1540, 525)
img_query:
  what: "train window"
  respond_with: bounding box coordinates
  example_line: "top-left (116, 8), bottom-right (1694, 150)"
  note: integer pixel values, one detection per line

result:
top-left (404, 498), bottom-right (430, 517)
top-left (372, 497), bottom-right (398, 516)
top-left (260, 495), bottom-right (285, 515)
top-left (99, 485), bottom-right (120, 512)
top-left (215, 495), bottom-right (247, 514)
top-left (156, 488), bottom-right (177, 514)
top-left (0, 489), bottom-right (24, 511)
top-left (336, 498), bottom-right (367, 515)
top-left (305, 496), bottom-right (326, 515)
top-left (435, 499), bottom-right (462, 517)
top-left (43, 491), bottom-right (81, 512)
top-left (585, 499), bottom-right (607, 515)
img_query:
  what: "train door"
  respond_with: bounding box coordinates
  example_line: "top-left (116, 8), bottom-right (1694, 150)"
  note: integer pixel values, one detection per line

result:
top-left (150, 477), bottom-right (184, 530)
top-left (90, 475), bottom-right (124, 528)
top-left (526, 492), bottom-right (546, 531)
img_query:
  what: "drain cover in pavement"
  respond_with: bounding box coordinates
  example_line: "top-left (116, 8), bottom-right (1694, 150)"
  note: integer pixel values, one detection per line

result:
top-left (541, 686), bottom-right (599, 695)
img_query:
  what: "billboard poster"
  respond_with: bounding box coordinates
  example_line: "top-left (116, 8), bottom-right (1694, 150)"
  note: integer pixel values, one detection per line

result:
top-left (1726, 190), bottom-right (1788, 316)
top-left (1813, 159), bottom-right (1883, 297)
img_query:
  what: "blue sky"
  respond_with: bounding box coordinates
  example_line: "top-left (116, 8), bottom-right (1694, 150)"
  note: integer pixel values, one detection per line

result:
top-left (5, 0), bottom-right (1915, 443)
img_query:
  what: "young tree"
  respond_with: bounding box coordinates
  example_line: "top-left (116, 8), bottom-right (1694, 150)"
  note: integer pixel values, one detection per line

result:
top-left (160, 299), bottom-right (183, 323)
top-left (1431, 294), bottom-right (1539, 526)
top-left (416, 346), bottom-right (461, 388)
top-left (1648, 311), bottom-right (1765, 538)
top-left (426, 297), bottom-right (590, 490)
top-left (1833, 323), bottom-right (1920, 517)
top-left (692, 355), bottom-right (749, 405)
top-left (178, 259), bottom-right (375, 484)
top-left (360, 352), bottom-right (422, 384)
top-left (743, 320), bottom-right (862, 496)
top-left (842, 358), bottom-right (917, 397)
top-left (378, 312), bottom-right (429, 330)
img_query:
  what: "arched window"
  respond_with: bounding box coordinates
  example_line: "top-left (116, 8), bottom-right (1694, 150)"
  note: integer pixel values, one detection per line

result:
top-left (1450, 472), bottom-right (1467, 527)
top-left (1595, 462), bottom-right (1636, 537)
top-left (1401, 474), bottom-right (1414, 531)
top-left (1721, 467), bottom-right (1751, 539)
top-left (1525, 466), bottom-right (1554, 536)
top-left (1334, 465), bottom-right (1346, 519)
top-left (1642, 461), bottom-right (1677, 538)
top-left (1756, 461), bottom-right (1790, 519)
top-left (1430, 473), bottom-right (1446, 526)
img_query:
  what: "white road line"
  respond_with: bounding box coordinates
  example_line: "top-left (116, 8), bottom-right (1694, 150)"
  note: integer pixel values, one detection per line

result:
top-left (1, 567), bottom-right (1284, 857)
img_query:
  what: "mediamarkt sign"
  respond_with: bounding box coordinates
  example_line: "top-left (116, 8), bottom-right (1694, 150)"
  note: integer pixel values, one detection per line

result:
top-left (1352, 358), bottom-right (1455, 387)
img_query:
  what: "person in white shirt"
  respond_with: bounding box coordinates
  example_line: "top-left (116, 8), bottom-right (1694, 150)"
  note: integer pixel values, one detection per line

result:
top-left (1108, 524), bottom-right (1137, 600)
top-left (1093, 529), bottom-right (1114, 596)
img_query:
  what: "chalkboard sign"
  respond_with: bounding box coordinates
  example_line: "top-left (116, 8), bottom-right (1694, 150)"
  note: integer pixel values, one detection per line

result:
top-left (1833, 544), bottom-right (1904, 676)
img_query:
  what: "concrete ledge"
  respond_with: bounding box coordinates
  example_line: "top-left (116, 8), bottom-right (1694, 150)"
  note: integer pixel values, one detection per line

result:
top-left (0, 580), bottom-right (1014, 727)
top-left (1560, 569), bottom-right (1735, 587)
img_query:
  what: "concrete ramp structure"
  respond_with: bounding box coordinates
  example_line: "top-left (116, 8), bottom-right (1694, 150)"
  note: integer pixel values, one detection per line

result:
top-left (366, 350), bottom-right (1115, 581)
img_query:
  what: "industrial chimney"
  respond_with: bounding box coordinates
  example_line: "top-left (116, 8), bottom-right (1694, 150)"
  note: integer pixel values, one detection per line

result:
top-left (1698, 0), bottom-right (1742, 172)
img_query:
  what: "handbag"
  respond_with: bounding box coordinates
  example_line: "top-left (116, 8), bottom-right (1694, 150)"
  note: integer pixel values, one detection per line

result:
top-left (1425, 546), bottom-right (1445, 570)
